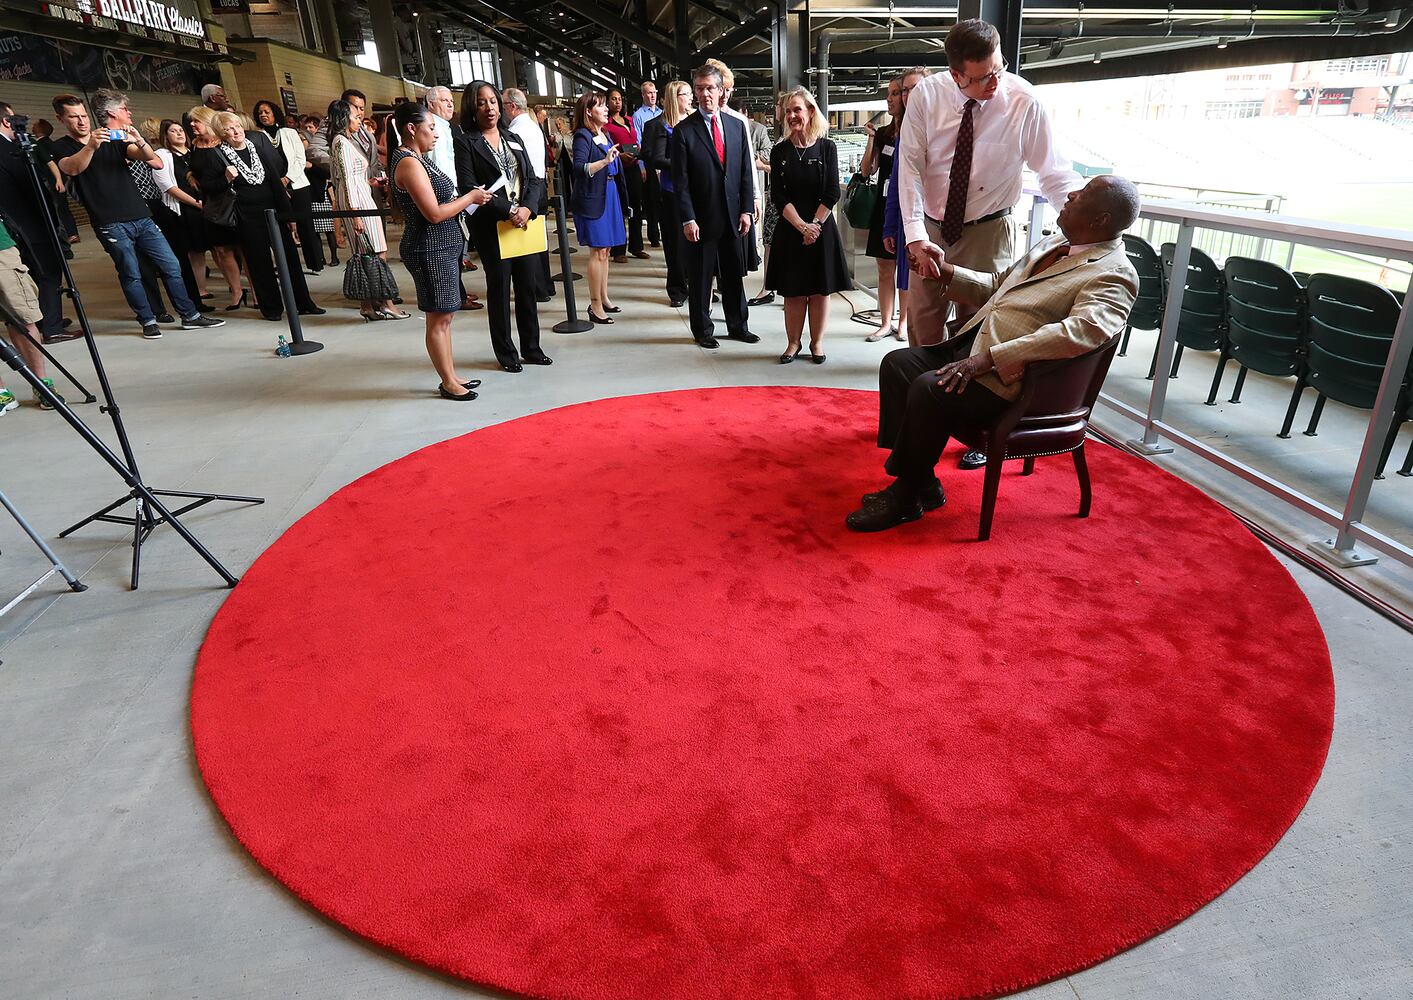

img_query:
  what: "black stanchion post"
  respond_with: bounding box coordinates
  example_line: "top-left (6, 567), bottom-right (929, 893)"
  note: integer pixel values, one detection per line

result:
top-left (552, 194), bottom-right (593, 334)
top-left (264, 209), bottom-right (324, 356)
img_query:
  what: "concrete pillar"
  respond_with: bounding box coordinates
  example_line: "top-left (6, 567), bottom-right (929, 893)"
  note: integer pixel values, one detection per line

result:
top-left (308, 0), bottom-right (345, 61)
top-left (416, 14), bottom-right (443, 86)
top-left (367, 0), bottom-right (400, 78)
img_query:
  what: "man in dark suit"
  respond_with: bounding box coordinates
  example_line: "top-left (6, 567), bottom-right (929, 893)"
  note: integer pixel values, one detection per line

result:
top-left (0, 103), bottom-right (74, 344)
top-left (670, 65), bottom-right (759, 349)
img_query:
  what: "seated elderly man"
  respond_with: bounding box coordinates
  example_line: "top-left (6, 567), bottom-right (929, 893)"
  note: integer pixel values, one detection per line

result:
top-left (847, 174), bottom-right (1141, 532)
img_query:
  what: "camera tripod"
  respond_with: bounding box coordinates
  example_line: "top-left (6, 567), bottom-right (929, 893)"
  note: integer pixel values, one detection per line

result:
top-left (9, 120), bottom-right (262, 589)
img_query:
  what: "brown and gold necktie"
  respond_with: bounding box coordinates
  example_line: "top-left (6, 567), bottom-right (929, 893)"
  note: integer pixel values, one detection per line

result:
top-left (1030, 243), bottom-right (1072, 278)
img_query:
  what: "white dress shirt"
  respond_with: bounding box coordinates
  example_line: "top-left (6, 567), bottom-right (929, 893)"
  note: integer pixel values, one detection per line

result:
top-left (506, 110), bottom-right (545, 181)
top-left (721, 104), bottom-right (762, 210)
top-left (899, 71), bottom-right (1079, 247)
top-left (429, 114), bottom-right (457, 183)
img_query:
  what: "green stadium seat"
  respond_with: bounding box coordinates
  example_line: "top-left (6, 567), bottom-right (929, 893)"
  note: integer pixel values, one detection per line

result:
top-left (1119, 234), bottom-right (1165, 358)
top-left (1150, 244), bottom-right (1227, 387)
top-left (1217, 257), bottom-right (1306, 406)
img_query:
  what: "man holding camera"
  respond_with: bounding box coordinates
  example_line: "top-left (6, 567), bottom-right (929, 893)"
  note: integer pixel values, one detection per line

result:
top-left (51, 90), bottom-right (223, 339)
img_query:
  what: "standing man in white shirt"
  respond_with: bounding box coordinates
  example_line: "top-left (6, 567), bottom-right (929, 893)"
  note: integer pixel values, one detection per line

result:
top-left (900, 20), bottom-right (1079, 343)
top-left (899, 19), bottom-right (1081, 470)
top-left (503, 87), bottom-right (555, 302)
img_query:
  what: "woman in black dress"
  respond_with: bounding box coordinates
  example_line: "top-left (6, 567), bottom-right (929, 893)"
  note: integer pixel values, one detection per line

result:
top-left (389, 102), bottom-right (493, 400)
top-left (455, 81), bottom-right (550, 373)
top-left (186, 105), bottom-right (247, 310)
top-left (764, 87), bottom-right (850, 365)
top-left (859, 76), bottom-right (906, 343)
top-left (210, 111), bottom-right (321, 321)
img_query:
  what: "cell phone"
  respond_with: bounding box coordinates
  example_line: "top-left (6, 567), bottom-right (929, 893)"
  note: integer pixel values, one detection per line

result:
top-left (618, 143), bottom-right (641, 158)
top-left (107, 129), bottom-right (126, 142)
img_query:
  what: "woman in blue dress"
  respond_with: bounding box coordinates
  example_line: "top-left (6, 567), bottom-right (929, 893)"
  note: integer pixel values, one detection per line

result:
top-left (571, 91), bottom-right (629, 324)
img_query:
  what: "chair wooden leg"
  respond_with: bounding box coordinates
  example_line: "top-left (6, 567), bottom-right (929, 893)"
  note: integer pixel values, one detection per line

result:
top-left (1205, 352), bottom-right (1230, 405)
top-left (1074, 446), bottom-right (1092, 518)
top-left (1229, 366), bottom-right (1249, 403)
top-left (1022, 457), bottom-right (1036, 476)
top-left (1278, 382), bottom-right (1305, 438)
top-left (1119, 323), bottom-right (1132, 357)
top-left (978, 453), bottom-right (1004, 541)
top-left (1169, 344), bottom-right (1185, 379)
top-left (1302, 394), bottom-right (1327, 437)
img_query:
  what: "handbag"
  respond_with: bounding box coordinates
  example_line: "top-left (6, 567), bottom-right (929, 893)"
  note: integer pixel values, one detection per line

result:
top-left (201, 188), bottom-right (238, 228)
top-left (842, 172), bottom-right (878, 230)
top-left (342, 233), bottom-right (400, 301)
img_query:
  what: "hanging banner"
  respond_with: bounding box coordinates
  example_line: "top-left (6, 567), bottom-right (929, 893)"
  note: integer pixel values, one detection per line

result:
top-left (208, 0), bottom-right (249, 12)
top-left (279, 85), bottom-right (297, 116)
top-left (333, 0), bottom-right (362, 57)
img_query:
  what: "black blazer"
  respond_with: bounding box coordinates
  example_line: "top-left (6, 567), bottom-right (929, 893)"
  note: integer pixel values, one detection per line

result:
top-left (0, 137), bottom-right (62, 273)
top-left (641, 116), bottom-right (671, 175)
top-left (569, 127), bottom-right (627, 221)
top-left (670, 110), bottom-right (754, 241)
top-left (453, 124), bottom-right (545, 248)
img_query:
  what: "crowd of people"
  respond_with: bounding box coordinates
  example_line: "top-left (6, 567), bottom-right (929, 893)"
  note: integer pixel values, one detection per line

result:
top-left (0, 17), bottom-right (1141, 514)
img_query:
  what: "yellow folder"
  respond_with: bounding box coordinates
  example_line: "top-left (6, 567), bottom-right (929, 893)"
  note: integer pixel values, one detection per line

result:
top-left (496, 218), bottom-right (548, 259)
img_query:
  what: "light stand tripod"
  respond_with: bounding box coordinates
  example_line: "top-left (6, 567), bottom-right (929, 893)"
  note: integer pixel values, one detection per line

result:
top-left (10, 120), bottom-right (262, 589)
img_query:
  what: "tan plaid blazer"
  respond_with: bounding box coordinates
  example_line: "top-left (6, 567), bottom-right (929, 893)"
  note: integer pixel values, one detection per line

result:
top-left (947, 235), bottom-right (1139, 400)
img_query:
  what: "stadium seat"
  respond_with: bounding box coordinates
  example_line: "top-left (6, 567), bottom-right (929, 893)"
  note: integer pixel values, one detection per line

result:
top-left (1119, 234), bottom-right (1165, 358)
top-left (1280, 273), bottom-right (1411, 479)
top-left (1218, 257), bottom-right (1306, 406)
top-left (1150, 244), bottom-right (1227, 387)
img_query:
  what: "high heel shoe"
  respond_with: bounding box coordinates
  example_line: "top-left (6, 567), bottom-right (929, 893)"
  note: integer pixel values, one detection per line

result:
top-left (224, 291), bottom-right (248, 311)
top-left (360, 310), bottom-right (387, 322)
top-left (589, 309), bottom-right (614, 325)
top-left (603, 304), bottom-right (622, 314)
top-left (379, 309), bottom-right (412, 320)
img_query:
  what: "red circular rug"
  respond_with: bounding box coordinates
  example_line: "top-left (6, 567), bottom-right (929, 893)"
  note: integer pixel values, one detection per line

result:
top-left (192, 386), bottom-right (1333, 1000)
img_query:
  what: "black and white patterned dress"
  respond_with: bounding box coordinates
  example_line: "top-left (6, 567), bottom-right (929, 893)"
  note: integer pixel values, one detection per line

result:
top-left (390, 147), bottom-right (466, 314)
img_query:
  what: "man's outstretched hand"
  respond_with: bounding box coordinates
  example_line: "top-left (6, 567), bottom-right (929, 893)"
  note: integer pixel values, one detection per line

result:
top-left (908, 239), bottom-right (945, 280)
top-left (936, 350), bottom-right (995, 393)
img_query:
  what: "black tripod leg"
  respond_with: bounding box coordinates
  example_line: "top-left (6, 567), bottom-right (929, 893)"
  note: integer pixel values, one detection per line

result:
top-left (15, 328), bottom-right (96, 403)
top-left (59, 492), bottom-right (136, 537)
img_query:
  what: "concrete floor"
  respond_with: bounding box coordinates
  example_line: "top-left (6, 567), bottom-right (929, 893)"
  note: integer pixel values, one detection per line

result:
top-left (1, 240), bottom-right (1411, 999)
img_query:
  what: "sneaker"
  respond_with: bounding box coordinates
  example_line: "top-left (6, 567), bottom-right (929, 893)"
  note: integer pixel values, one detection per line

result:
top-left (34, 378), bottom-right (63, 410)
top-left (142, 323), bottom-right (162, 339)
top-left (156, 312), bottom-right (176, 324)
top-left (181, 314), bottom-right (226, 330)
top-left (0, 389), bottom-right (17, 412)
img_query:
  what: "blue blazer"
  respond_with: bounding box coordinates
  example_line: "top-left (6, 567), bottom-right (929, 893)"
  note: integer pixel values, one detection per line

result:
top-left (670, 110), bottom-right (754, 241)
top-left (571, 128), bottom-right (627, 220)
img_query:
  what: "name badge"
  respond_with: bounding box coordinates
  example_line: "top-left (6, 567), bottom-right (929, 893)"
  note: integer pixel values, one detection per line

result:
top-left (883, 144), bottom-right (895, 156)
top-left (883, 179), bottom-right (890, 197)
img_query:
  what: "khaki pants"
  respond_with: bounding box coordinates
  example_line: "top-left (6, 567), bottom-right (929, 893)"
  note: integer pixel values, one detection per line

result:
top-left (908, 213), bottom-right (1015, 347)
top-left (0, 246), bottom-right (44, 328)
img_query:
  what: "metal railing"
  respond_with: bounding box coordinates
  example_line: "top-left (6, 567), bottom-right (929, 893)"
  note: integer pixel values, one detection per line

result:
top-left (1023, 195), bottom-right (1413, 570)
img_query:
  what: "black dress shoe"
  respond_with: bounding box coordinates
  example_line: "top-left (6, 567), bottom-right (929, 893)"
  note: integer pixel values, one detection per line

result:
top-left (959, 449), bottom-right (988, 470)
top-left (863, 481), bottom-right (945, 511)
top-left (631, 250), bottom-right (650, 259)
top-left (535, 293), bottom-right (554, 303)
top-left (846, 493), bottom-right (925, 532)
top-left (748, 292), bottom-right (775, 306)
top-left (669, 298), bottom-right (686, 308)
top-left (728, 330), bottom-right (760, 344)
top-left (695, 336), bottom-right (720, 349)
top-left (42, 330), bottom-right (83, 345)
top-left (523, 354), bottom-right (553, 365)
top-left (298, 306), bottom-right (327, 316)
top-left (502, 362), bottom-right (524, 373)
top-left (439, 385), bottom-right (478, 401)
top-left (461, 379), bottom-right (482, 390)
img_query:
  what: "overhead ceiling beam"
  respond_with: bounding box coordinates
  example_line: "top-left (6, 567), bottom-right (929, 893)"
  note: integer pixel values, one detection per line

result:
top-left (555, 0), bottom-right (680, 62)
top-left (429, 1), bottom-right (619, 87)
top-left (445, 0), bottom-right (636, 83)
top-left (698, 10), bottom-right (777, 60)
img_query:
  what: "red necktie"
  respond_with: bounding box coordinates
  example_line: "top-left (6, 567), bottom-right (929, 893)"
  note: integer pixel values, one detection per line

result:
top-left (939, 99), bottom-right (977, 246)
top-left (711, 114), bottom-right (725, 165)
top-left (1030, 243), bottom-right (1072, 277)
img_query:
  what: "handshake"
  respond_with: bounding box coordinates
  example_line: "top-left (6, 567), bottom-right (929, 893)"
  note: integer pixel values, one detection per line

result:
top-left (906, 239), bottom-right (947, 280)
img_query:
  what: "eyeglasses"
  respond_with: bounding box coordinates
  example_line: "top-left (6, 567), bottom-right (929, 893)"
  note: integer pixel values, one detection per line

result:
top-left (954, 60), bottom-right (1008, 88)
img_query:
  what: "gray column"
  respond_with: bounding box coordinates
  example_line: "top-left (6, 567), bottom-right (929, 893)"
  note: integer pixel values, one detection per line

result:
top-left (367, 0), bottom-right (400, 77)
top-left (771, 0), bottom-right (808, 96)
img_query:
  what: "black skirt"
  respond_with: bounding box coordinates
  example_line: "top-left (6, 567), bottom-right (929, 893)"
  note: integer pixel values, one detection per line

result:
top-left (764, 215), bottom-right (851, 298)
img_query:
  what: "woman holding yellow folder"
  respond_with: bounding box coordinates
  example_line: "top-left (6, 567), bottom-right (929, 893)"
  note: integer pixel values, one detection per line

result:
top-left (454, 82), bottom-right (550, 374)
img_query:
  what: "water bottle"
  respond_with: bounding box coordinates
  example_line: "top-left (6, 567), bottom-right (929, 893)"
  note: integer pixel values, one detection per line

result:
top-left (275, 334), bottom-right (290, 358)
